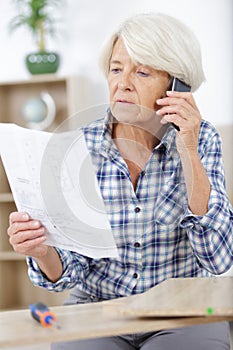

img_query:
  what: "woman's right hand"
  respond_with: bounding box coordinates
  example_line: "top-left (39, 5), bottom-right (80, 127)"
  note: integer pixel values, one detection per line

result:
top-left (7, 211), bottom-right (48, 258)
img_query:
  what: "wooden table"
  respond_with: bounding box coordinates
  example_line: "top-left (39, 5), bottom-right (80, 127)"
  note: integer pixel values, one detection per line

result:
top-left (0, 277), bottom-right (232, 348)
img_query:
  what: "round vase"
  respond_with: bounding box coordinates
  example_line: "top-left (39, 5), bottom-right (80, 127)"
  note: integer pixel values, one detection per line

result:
top-left (25, 52), bottom-right (60, 75)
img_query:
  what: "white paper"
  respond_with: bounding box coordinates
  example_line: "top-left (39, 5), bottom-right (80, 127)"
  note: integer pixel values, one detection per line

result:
top-left (0, 123), bottom-right (118, 258)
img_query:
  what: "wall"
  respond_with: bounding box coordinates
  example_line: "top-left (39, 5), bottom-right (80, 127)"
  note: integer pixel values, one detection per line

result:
top-left (0, 0), bottom-right (232, 196)
top-left (0, 0), bottom-right (232, 121)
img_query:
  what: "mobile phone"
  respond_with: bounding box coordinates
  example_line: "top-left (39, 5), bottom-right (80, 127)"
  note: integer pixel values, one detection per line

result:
top-left (171, 77), bottom-right (191, 93)
top-left (170, 77), bottom-right (191, 130)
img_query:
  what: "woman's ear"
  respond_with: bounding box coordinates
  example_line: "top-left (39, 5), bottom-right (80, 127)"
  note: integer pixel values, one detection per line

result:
top-left (160, 76), bottom-right (173, 99)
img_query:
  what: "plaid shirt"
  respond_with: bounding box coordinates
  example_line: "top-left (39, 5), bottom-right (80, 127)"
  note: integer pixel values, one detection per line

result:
top-left (27, 114), bottom-right (233, 299)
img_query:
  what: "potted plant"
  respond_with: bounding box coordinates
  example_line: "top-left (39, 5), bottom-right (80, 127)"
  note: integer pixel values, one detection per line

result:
top-left (9, 0), bottom-right (62, 75)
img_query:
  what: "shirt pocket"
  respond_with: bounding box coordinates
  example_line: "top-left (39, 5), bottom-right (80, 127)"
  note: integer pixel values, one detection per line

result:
top-left (153, 182), bottom-right (187, 226)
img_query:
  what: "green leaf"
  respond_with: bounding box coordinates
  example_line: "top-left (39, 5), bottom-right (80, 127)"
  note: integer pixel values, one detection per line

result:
top-left (9, 0), bottom-right (64, 51)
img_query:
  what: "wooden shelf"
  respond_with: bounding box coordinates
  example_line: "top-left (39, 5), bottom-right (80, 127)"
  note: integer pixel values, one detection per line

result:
top-left (0, 75), bottom-right (81, 310)
top-left (0, 74), bottom-right (71, 86)
top-left (0, 193), bottom-right (14, 202)
top-left (0, 251), bottom-right (25, 261)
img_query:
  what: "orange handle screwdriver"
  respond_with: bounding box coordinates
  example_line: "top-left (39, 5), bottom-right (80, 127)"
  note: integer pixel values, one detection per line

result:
top-left (29, 302), bottom-right (60, 328)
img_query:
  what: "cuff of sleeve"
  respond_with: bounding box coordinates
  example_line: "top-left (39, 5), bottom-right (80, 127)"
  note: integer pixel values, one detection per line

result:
top-left (26, 248), bottom-right (78, 292)
top-left (180, 187), bottom-right (226, 232)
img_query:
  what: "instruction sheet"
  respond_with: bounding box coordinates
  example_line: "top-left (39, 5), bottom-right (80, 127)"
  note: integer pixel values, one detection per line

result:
top-left (0, 123), bottom-right (118, 258)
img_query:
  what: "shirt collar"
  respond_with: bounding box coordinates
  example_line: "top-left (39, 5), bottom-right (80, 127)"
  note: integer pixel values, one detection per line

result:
top-left (99, 109), bottom-right (117, 158)
top-left (157, 124), bottom-right (177, 155)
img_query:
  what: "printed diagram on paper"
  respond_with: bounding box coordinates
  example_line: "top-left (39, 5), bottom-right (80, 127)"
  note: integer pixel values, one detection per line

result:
top-left (0, 123), bottom-right (118, 258)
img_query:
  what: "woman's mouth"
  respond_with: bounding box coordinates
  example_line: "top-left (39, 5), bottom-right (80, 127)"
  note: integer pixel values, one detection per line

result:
top-left (116, 100), bottom-right (134, 104)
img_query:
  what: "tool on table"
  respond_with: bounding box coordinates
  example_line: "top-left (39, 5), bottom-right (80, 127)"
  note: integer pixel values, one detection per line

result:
top-left (29, 302), bottom-right (61, 329)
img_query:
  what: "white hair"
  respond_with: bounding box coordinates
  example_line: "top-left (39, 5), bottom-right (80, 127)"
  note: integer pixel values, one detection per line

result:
top-left (99, 13), bottom-right (205, 91)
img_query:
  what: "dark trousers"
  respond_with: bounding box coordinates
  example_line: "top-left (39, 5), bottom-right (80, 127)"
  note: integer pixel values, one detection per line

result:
top-left (51, 322), bottom-right (230, 349)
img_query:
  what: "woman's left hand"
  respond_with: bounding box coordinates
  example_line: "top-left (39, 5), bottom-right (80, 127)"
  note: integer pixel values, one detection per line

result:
top-left (156, 90), bottom-right (202, 155)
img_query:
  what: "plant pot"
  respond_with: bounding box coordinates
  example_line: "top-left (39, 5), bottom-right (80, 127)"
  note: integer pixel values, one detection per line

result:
top-left (25, 52), bottom-right (60, 75)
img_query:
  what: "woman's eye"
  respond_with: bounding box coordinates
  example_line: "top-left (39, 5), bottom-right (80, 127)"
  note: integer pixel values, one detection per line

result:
top-left (137, 71), bottom-right (149, 77)
top-left (110, 68), bottom-right (121, 74)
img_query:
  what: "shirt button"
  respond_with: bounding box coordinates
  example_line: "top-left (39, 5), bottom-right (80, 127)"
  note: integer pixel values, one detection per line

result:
top-left (141, 170), bottom-right (146, 177)
top-left (134, 207), bottom-right (141, 213)
top-left (133, 273), bottom-right (138, 279)
top-left (134, 242), bottom-right (141, 248)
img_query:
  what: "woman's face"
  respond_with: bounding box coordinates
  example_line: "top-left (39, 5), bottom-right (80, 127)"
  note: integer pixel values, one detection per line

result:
top-left (107, 38), bottom-right (170, 124)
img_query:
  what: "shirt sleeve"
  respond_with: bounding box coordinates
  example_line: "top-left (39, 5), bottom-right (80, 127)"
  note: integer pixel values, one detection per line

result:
top-left (26, 248), bottom-right (90, 292)
top-left (180, 124), bottom-right (233, 274)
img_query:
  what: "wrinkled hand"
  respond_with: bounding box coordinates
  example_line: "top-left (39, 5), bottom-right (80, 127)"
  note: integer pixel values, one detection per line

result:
top-left (8, 212), bottom-right (48, 258)
top-left (157, 90), bottom-right (202, 154)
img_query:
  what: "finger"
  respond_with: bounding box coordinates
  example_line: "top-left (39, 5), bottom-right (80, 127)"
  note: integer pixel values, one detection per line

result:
top-left (8, 219), bottom-right (42, 236)
top-left (157, 105), bottom-right (189, 120)
top-left (166, 90), bottom-right (193, 99)
top-left (12, 235), bottom-right (47, 255)
top-left (161, 113), bottom-right (193, 131)
top-left (9, 227), bottom-right (46, 245)
top-left (157, 96), bottom-right (187, 106)
top-left (157, 95), bottom-right (195, 112)
top-left (9, 212), bottom-right (30, 225)
top-left (166, 91), bottom-right (198, 110)
top-left (160, 113), bottom-right (182, 127)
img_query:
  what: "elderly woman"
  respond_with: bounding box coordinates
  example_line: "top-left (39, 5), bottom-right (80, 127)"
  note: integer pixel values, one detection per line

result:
top-left (8, 13), bottom-right (232, 350)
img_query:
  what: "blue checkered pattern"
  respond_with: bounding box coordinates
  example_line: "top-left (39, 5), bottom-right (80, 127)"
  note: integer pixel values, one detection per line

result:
top-left (27, 114), bottom-right (233, 299)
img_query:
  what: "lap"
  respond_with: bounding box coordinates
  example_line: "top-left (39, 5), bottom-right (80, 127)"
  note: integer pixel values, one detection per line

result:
top-left (141, 322), bottom-right (230, 350)
top-left (51, 335), bottom-right (135, 350)
top-left (51, 322), bottom-right (230, 350)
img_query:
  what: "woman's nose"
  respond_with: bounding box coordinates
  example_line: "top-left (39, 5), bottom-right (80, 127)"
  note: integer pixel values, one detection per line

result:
top-left (118, 72), bottom-right (133, 90)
